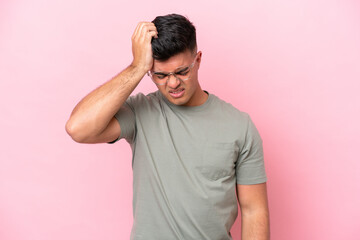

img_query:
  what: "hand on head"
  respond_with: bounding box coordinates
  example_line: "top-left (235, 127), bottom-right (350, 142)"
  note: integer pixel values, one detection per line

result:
top-left (130, 22), bottom-right (158, 73)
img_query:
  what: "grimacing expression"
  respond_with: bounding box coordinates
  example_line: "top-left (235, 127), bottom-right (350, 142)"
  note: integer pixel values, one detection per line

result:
top-left (151, 50), bottom-right (203, 106)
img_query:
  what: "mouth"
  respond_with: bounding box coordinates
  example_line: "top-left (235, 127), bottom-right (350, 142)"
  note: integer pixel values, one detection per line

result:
top-left (169, 88), bottom-right (185, 98)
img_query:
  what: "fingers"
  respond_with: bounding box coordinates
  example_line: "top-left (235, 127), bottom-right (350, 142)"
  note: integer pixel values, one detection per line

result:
top-left (146, 30), bottom-right (158, 40)
top-left (132, 22), bottom-right (158, 41)
top-left (130, 21), bottom-right (157, 72)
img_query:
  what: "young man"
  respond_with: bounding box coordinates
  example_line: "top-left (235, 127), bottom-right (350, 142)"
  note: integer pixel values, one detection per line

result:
top-left (66, 14), bottom-right (270, 240)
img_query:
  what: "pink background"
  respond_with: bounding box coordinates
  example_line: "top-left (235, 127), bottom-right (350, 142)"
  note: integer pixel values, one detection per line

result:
top-left (1, 0), bottom-right (359, 239)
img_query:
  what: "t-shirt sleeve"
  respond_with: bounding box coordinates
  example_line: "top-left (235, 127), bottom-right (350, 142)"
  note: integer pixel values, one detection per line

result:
top-left (235, 114), bottom-right (267, 185)
top-left (107, 97), bottom-right (136, 144)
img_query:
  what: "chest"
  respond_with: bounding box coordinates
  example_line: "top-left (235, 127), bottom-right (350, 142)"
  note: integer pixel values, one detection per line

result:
top-left (135, 110), bottom-right (241, 181)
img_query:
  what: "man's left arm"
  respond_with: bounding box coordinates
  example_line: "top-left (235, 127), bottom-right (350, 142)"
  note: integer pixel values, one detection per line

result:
top-left (236, 182), bottom-right (270, 240)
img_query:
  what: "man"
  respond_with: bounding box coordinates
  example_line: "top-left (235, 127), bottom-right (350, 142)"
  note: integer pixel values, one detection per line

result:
top-left (66, 13), bottom-right (270, 240)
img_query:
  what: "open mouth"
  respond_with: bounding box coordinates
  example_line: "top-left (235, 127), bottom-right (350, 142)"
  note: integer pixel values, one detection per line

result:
top-left (169, 88), bottom-right (185, 98)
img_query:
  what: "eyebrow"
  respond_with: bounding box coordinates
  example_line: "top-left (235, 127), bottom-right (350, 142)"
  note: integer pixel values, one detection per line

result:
top-left (153, 65), bottom-right (189, 74)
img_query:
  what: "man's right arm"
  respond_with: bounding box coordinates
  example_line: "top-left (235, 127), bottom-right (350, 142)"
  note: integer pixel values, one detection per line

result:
top-left (65, 22), bottom-right (158, 143)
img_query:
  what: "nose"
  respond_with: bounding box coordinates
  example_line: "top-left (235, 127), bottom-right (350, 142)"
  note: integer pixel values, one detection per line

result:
top-left (167, 73), bottom-right (181, 88)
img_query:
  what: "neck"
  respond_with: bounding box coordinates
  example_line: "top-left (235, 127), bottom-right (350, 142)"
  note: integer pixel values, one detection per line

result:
top-left (187, 87), bottom-right (208, 106)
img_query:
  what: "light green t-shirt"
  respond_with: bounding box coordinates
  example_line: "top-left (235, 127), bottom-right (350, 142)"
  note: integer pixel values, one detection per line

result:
top-left (108, 90), bottom-right (267, 240)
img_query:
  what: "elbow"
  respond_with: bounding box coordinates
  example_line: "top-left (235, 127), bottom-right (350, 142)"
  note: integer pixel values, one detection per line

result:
top-left (65, 120), bottom-right (85, 143)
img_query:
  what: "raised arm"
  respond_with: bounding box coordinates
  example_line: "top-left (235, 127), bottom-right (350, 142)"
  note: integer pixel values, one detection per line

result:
top-left (65, 22), bottom-right (157, 143)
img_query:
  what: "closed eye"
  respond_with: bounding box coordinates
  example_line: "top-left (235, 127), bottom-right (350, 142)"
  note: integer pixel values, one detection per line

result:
top-left (175, 67), bottom-right (190, 76)
top-left (176, 71), bottom-right (189, 76)
top-left (154, 73), bottom-right (167, 79)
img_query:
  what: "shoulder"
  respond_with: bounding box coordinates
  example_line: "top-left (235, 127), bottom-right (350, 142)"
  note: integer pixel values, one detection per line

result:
top-left (126, 90), bottom-right (163, 112)
top-left (210, 93), bottom-right (250, 122)
top-left (209, 93), bottom-right (261, 138)
top-left (205, 93), bottom-right (261, 145)
top-left (127, 90), bottom-right (160, 104)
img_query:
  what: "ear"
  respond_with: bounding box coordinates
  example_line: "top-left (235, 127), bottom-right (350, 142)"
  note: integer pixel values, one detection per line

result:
top-left (196, 51), bottom-right (202, 69)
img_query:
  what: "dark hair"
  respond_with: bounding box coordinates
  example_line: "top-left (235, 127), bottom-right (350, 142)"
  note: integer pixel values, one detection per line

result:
top-left (151, 14), bottom-right (197, 61)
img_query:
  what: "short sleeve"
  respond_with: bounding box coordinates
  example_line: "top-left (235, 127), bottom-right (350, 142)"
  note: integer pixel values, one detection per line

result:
top-left (107, 98), bottom-right (136, 144)
top-left (235, 114), bottom-right (267, 184)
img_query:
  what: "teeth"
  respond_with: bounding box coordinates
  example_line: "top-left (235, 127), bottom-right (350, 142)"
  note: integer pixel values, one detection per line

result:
top-left (171, 89), bottom-right (183, 93)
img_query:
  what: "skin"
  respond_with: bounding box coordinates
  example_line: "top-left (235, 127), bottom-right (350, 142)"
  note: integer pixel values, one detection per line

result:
top-left (152, 50), bottom-right (208, 107)
top-left (66, 21), bottom-right (270, 239)
top-left (65, 22), bottom-right (158, 143)
top-left (237, 183), bottom-right (270, 240)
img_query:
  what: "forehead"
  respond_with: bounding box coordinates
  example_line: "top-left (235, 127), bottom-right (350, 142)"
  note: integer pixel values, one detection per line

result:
top-left (152, 50), bottom-right (193, 72)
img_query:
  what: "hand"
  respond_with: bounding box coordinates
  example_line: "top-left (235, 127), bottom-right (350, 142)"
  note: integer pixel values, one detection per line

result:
top-left (130, 22), bottom-right (158, 73)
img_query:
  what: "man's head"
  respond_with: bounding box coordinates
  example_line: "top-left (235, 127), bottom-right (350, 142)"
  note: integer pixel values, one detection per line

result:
top-left (149, 14), bottom-right (207, 107)
top-left (151, 14), bottom-right (197, 61)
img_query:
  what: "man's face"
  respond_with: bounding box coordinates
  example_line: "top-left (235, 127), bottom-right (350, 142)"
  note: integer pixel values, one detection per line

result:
top-left (151, 50), bottom-right (204, 106)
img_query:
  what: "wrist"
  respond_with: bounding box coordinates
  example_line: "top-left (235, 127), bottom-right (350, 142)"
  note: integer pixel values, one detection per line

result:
top-left (130, 61), bottom-right (150, 74)
top-left (127, 63), bottom-right (148, 80)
